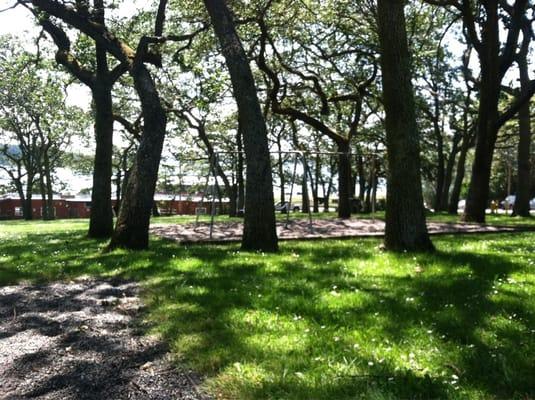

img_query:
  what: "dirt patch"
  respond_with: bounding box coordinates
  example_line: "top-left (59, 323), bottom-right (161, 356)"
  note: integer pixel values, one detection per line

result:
top-left (151, 218), bottom-right (523, 244)
top-left (0, 278), bottom-right (208, 400)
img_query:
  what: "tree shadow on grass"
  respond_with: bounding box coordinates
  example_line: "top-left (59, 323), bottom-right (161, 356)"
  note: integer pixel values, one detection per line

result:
top-left (2, 229), bottom-right (534, 399)
top-left (135, 240), bottom-right (534, 399)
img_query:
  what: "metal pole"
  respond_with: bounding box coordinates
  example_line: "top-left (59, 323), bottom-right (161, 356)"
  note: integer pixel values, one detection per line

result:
top-left (302, 153), bottom-right (313, 232)
top-left (209, 154), bottom-right (221, 239)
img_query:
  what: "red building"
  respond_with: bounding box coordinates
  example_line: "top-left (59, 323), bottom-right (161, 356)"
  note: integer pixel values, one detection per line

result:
top-left (0, 195), bottom-right (72, 219)
top-left (0, 193), bottom-right (229, 220)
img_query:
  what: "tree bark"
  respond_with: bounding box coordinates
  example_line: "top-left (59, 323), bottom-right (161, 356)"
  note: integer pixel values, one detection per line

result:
top-left (38, 173), bottom-right (49, 220)
top-left (88, 80), bottom-right (115, 237)
top-left (337, 141), bottom-right (352, 219)
top-left (512, 52), bottom-right (532, 217)
top-left (24, 177), bottom-right (34, 220)
top-left (463, 3), bottom-right (501, 223)
top-left (377, 0), bottom-right (433, 251)
top-left (109, 65), bottom-right (167, 250)
top-left (448, 132), bottom-right (471, 214)
top-left (204, 0), bottom-right (278, 252)
top-left (440, 137), bottom-right (460, 212)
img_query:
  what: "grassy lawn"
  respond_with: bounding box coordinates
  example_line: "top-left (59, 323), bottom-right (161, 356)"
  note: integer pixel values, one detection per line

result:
top-left (1, 219), bottom-right (534, 399)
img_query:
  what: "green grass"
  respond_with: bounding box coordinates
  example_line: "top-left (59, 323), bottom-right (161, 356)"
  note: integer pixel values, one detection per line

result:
top-left (1, 219), bottom-right (534, 399)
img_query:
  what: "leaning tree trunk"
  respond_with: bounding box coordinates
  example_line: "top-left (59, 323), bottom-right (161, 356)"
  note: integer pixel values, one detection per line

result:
top-left (463, 6), bottom-right (501, 223)
top-left (377, 0), bottom-right (433, 252)
top-left (463, 84), bottom-right (500, 222)
top-left (204, 0), bottom-right (278, 252)
top-left (512, 55), bottom-right (532, 217)
top-left (89, 80), bottom-right (115, 238)
top-left (337, 141), bottom-right (352, 219)
top-left (108, 64), bottom-right (167, 250)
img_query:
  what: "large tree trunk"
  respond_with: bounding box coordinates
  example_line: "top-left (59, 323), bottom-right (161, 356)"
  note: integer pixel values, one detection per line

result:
top-left (89, 80), bottom-right (114, 237)
top-left (229, 184), bottom-right (238, 217)
top-left (463, 5), bottom-right (501, 223)
top-left (512, 55), bottom-right (532, 217)
top-left (204, 0), bottom-right (278, 252)
top-left (337, 141), bottom-right (352, 219)
top-left (377, 0), bottom-right (433, 252)
top-left (108, 65), bottom-right (167, 250)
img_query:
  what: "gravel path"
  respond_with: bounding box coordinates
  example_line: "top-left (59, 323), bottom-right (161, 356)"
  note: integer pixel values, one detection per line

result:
top-left (151, 218), bottom-right (526, 244)
top-left (0, 279), bottom-right (208, 400)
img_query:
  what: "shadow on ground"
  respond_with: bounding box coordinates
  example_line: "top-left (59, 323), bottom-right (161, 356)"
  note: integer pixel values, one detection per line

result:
top-left (0, 278), bottom-right (207, 400)
top-left (1, 227), bottom-right (534, 399)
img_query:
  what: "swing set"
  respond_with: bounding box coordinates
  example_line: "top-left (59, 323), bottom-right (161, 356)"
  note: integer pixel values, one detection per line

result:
top-left (180, 150), bottom-right (380, 239)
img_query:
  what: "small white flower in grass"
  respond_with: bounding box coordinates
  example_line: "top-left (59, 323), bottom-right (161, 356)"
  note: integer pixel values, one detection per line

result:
top-left (451, 374), bottom-right (459, 380)
top-left (368, 361), bottom-right (374, 366)
top-left (353, 344), bottom-right (360, 349)
top-left (334, 336), bottom-right (340, 342)
top-left (304, 328), bottom-right (310, 333)
top-left (321, 325), bottom-right (326, 329)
